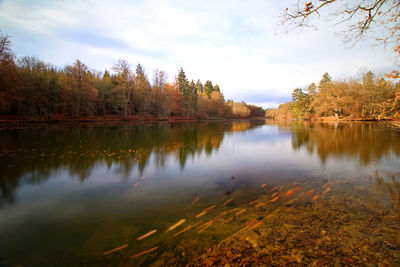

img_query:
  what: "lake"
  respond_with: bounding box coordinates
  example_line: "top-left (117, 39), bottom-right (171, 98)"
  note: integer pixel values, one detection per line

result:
top-left (0, 120), bottom-right (399, 266)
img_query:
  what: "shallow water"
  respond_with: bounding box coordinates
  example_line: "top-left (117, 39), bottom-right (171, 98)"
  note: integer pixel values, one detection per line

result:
top-left (0, 120), bottom-right (399, 266)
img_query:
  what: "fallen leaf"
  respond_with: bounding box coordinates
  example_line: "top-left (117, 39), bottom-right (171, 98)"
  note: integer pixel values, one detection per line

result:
top-left (130, 246), bottom-right (159, 259)
top-left (167, 219), bottom-right (186, 232)
top-left (270, 196), bottom-right (280, 202)
top-left (104, 244), bottom-right (128, 255)
top-left (191, 197), bottom-right (200, 205)
top-left (235, 209), bottom-right (246, 216)
top-left (137, 229), bottom-right (157, 240)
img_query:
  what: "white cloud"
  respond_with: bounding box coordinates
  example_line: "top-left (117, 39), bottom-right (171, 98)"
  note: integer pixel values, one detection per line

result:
top-left (0, 0), bottom-right (395, 108)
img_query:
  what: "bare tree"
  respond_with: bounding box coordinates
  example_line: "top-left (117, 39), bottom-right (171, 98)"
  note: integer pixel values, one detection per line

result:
top-left (281, 1), bottom-right (400, 48)
top-left (112, 59), bottom-right (134, 115)
top-left (153, 69), bottom-right (167, 116)
top-left (0, 30), bottom-right (11, 56)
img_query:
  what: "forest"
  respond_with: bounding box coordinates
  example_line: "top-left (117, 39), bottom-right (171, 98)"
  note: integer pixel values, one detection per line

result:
top-left (266, 71), bottom-right (400, 121)
top-left (0, 31), bottom-right (264, 121)
top-left (270, 0), bottom-right (400, 121)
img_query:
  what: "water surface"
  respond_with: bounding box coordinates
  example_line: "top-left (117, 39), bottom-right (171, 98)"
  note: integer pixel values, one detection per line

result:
top-left (0, 120), bottom-right (399, 266)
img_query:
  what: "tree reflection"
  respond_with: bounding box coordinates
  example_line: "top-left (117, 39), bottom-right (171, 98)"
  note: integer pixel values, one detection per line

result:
top-left (291, 122), bottom-right (400, 164)
top-left (0, 120), bottom-right (263, 206)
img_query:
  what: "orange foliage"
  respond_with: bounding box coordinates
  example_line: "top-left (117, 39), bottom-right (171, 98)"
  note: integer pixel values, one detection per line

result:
top-left (269, 196), bottom-right (280, 202)
top-left (284, 187), bottom-right (302, 197)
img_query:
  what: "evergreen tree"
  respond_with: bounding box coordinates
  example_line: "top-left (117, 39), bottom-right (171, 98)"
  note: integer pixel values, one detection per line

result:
top-left (134, 63), bottom-right (152, 114)
top-left (195, 79), bottom-right (203, 93)
top-left (97, 69), bottom-right (113, 115)
top-left (204, 80), bottom-right (214, 98)
top-left (320, 72), bottom-right (332, 85)
top-left (136, 63), bottom-right (145, 76)
top-left (189, 79), bottom-right (198, 114)
top-left (177, 68), bottom-right (191, 115)
top-left (177, 68), bottom-right (189, 94)
top-left (307, 82), bottom-right (317, 95)
top-left (291, 88), bottom-right (311, 119)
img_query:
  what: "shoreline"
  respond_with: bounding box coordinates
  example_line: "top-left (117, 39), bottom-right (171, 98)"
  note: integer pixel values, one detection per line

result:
top-left (265, 116), bottom-right (399, 122)
top-left (0, 115), bottom-right (267, 129)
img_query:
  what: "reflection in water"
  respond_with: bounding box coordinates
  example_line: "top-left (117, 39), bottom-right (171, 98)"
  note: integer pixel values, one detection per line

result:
top-left (1, 120), bottom-right (400, 266)
top-left (0, 121), bottom-right (262, 206)
top-left (290, 122), bottom-right (400, 164)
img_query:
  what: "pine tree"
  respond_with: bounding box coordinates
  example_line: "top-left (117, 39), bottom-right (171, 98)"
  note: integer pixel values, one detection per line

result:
top-left (136, 63), bottom-right (145, 76)
top-left (204, 80), bottom-right (214, 98)
top-left (291, 88), bottom-right (311, 119)
top-left (195, 79), bottom-right (203, 93)
top-left (177, 68), bottom-right (191, 115)
top-left (134, 63), bottom-right (151, 114)
top-left (189, 79), bottom-right (198, 114)
top-left (307, 83), bottom-right (317, 95)
top-left (177, 68), bottom-right (189, 94)
top-left (320, 72), bottom-right (332, 85)
top-left (97, 69), bottom-right (112, 115)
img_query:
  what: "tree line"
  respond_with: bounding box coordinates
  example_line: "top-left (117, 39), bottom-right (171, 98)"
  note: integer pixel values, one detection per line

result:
top-left (266, 71), bottom-right (400, 121)
top-left (0, 31), bottom-right (264, 120)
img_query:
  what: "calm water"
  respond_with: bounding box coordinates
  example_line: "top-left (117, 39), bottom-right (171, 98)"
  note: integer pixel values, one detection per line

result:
top-left (0, 120), bottom-right (399, 266)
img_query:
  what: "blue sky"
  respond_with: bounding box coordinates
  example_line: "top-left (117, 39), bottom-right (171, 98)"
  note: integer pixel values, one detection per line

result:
top-left (0, 0), bottom-right (395, 108)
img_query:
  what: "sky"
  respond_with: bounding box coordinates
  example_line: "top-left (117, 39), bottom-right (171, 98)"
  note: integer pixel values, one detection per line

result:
top-left (0, 0), bottom-right (396, 108)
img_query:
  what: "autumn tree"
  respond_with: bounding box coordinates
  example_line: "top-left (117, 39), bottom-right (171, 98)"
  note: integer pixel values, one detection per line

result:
top-left (209, 90), bottom-right (225, 117)
top-left (311, 72), bottom-right (344, 118)
top-left (269, 102), bottom-right (313, 121)
top-left (0, 30), bottom-right (249, 120)
top-left (382, 82), bottom-right (400, 119)
top-left (111, 59), bottom-right (134, 116)
top-left (96, 70), bottom-right (113, 115)
top-left (315, 80), bottom-right (348, 119)
top-left (166, 79), bottom-right (183, 116)
top-left (17, 57), bottom-right (61, 118)
top-left (0, 55), bottom-right (18, 114)
top-left (152, 69), bottom-right (167, 116)
top-left (197, 90), bottom-right (209, 118)
top-left (360, 71), bottom-right (376, 117)
top-left (247, 104), bottom-right (265, 117)
top-left (0, 32), bottom-right (18, 115)
top-left (226, 101), bottom-right (250, 118)
top-left (63, 60), bottom-right (97, 117)
top-left (282, 1), bottom-right (400, 117)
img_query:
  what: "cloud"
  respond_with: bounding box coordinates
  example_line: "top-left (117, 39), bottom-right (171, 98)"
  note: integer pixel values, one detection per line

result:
top-left (0, 0), bottom-right (395, 108)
